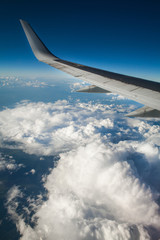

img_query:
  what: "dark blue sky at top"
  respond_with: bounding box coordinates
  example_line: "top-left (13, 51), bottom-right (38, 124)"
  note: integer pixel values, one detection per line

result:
top-left (1, 0), bottom-right (160, 81)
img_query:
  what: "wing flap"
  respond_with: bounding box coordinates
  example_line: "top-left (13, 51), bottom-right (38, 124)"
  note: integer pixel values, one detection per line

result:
top-left (76, 85), bottom-right (110, 93)
top-left (126, 106), bottom-right (160, 118)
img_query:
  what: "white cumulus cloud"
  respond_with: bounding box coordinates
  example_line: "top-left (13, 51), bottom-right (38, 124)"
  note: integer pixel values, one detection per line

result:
top-left (0, 100), bottom-right (115, 155)
top-left (0, 153), bottom-right (24, 172)
top-left (1, 100), bottom-right (160, 239)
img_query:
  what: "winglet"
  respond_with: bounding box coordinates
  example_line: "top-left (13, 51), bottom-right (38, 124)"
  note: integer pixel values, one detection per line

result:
top-left (20, 19), bottom-right (58, 62)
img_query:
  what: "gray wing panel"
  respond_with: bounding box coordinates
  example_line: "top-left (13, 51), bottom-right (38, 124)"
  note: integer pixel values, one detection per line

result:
top-left (20, 20), bottom-right (160, 113)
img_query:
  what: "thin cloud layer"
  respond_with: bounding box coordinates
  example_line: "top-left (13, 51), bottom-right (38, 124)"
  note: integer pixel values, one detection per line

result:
top-left (1, 100), bottom-right (160, 239)
top-left (0, 76), bottom-right (55, 88)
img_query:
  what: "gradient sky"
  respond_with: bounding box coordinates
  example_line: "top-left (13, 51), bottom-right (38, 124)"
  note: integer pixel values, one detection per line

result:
top-left (1, 0), bottom-right (160, 81)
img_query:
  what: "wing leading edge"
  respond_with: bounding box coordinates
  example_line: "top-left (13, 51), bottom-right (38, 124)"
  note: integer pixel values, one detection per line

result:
top-left (20, 20), bottom-right (160, 117)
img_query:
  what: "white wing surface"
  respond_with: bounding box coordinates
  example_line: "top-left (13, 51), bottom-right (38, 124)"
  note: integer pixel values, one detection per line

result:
top-left (20, 20), bottom-right (160, 117)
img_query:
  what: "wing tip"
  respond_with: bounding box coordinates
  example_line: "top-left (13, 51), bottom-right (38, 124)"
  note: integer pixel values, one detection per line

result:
top-left (20, 19), bottom-right (58, 62)
top-left (19, 19), bottom-right (28, 26)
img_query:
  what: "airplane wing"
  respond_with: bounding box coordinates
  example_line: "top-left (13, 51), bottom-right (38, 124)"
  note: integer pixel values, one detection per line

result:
top-left (20, 20), bottom-right (160, 117)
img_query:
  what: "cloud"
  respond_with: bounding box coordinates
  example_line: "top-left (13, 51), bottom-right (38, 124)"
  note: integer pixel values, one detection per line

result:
top-left (1, 100), bottom-right (160, 239)
top-left (25, 169), bottom-right (36, 175)
top-left (30, 169), bottom-right (36, 175)
top-left (0, 100), bottom-right (115, 155)
top-left (110, 93), bottom-right (128, 100)
top-left (29, 141), bottom-right (159, 240)
top-left (5, 186), bottom-right (39, 239)
top-left (70, 81), bottom-right (88, 92)
top-left (6, 186), bottom-right (24, 226)
top-left (7, 185), bottom-right (22, 204)
top-left (0, 76), bottom-right (55, 88)
top-left (7, 141), bottom-right (160, 239)
top-left (0, 152), bottom-right (24, 172)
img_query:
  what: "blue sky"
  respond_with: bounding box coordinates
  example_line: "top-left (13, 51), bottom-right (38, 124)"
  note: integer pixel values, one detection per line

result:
top-left (1, 0), bottom-right (160, 81)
